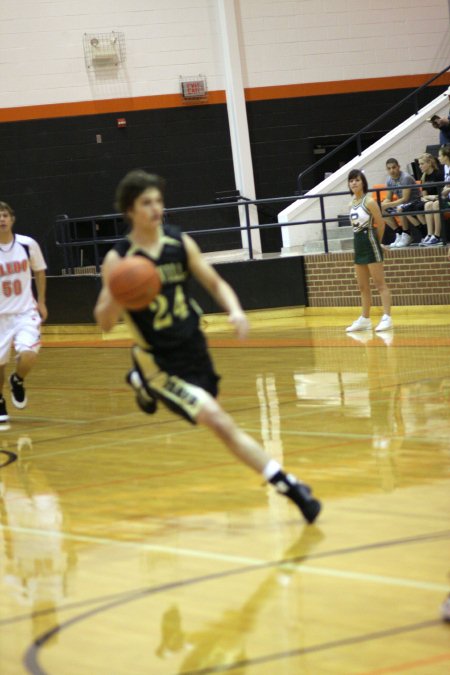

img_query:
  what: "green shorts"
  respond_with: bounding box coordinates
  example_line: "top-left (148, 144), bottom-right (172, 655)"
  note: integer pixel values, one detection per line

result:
top-left (354, 229), bottom-right (383, 265)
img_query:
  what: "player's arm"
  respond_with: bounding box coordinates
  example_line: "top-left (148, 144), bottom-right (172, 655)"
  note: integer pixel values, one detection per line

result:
top-left (394, 186), bottom-right (411, 207)
top-left (29, 240), bottom-right (48, 321)
top-left (381, 189), bottom-right (393, 206)
top-left (183, 234), bottom-right (249, 339)
top-left (94, 250), bottom-right (123, 332)
top-left (34, 270), bottom-right (48, 322)
top-left (366, 198), bottom-right (386, 244)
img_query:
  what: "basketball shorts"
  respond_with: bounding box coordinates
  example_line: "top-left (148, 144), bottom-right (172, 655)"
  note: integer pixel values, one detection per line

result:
top-left (397, 199), bottom-right (424, 214)
top-left (0, 309), bottom-right (42, 365)
top-left (131, 329), bottom-right (220, 424)
top-left (354, 229), bottom-right (383, 265)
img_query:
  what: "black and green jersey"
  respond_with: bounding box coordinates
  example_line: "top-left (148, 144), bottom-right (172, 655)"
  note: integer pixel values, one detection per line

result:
top-left (114, 224), bottom-right (201, 352)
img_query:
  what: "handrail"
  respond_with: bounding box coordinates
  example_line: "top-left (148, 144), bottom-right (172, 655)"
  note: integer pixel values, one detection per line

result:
top-left (54, 179), bottom-right (450, 224)
top-left (54, 180), bottom-right (450, 272)
top-left (297, 62), bottom-right (450, 192)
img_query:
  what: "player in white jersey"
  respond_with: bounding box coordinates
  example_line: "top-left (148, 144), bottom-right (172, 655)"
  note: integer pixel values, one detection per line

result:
top-left (0, 202), bottom-right (47, 423)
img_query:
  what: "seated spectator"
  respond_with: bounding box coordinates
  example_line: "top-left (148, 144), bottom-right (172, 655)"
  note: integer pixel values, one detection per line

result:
top-left (422, 145), bottom-right (450, 246)
top-left (398, 153), bottom-right (443, 241)
top-left (381, 158), bottom-right (421, 248)
top-left (429, 87), bottom-right (450, 145)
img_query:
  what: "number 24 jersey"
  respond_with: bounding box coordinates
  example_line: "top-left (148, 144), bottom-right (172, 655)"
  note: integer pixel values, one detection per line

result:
top-left (114, 224), bottom-right (201, 352)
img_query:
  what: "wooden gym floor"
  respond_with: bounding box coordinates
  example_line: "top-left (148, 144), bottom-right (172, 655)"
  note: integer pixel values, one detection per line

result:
top-left (0, 308), bottom-right (449, 675)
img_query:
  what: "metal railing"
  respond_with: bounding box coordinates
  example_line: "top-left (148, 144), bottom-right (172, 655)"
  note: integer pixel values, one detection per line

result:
top-left (53, 182), bottom-right (450, 272)
top-left (297, 63), bottom-right (450, 192)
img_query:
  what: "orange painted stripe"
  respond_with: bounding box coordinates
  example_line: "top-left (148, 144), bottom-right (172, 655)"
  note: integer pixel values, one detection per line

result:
top-left (41, 336), bottom-right (450, 349)
top-left (244, 72), bottom-right (450, 101)
top-left (359, 651), bottom-right (450, 675)
top-left (1, 73), bottom-right (449, 123)
top-left (0, 90), bottom-right (226, 123)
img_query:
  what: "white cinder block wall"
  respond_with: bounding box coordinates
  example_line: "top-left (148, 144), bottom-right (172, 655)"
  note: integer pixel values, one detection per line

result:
top-left (239, 0), bottom-right (450, 87)
top-left (279, 94), bottom-right (450, 250)
top-left (0, 0), bottom-right (449, 109)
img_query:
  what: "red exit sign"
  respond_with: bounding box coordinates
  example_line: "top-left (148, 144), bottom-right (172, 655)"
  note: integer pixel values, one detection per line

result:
top-left (181, 79), bottom-right (207, 99)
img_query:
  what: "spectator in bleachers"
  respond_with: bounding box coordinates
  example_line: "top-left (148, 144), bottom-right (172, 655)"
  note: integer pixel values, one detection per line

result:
top-left (380, 158), bottom-right (421, 248)
top-left (430, 87), bottom-right (450, 145)
top-left (398, 153), bottom-right (443, 242)
top-left (422, 145), bottom-right (450, 246)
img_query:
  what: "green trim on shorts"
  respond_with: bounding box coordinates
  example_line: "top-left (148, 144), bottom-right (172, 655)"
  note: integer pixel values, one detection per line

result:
top-left (354, 229), bottom-right (383, 265)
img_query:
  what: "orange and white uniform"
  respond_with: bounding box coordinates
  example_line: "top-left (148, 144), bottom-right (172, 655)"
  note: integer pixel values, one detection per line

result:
top-left (0, 234), bottom-right (47, 364)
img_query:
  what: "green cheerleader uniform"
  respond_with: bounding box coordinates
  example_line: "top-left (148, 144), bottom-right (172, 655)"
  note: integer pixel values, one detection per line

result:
top-left (349, 195), bottom-right (383, 265)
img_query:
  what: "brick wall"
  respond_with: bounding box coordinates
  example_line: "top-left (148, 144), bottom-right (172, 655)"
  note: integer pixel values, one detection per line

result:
top-left (304, 247), bottom-right (450, 307)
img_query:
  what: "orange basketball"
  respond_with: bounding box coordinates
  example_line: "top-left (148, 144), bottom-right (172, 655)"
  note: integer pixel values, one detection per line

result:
top-left (108, 256), bottom-right (161, 310)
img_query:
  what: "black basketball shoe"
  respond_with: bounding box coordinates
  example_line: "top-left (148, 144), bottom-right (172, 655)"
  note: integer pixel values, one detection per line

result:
top-left (270, 471), bottom-right (321, 524)
top-left (126, 369), bottom-right (157, 415)
top-left (0, 396), bottom-right (9, 423)
top-left (9, 373), bottom-right (27, 409)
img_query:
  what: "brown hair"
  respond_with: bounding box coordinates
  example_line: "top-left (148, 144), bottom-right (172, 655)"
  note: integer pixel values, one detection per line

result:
top-left (348, 169), bottom-right (368, 194)
top-left (439, 145), bottom-right (450, 161)
top-left (0, 201), bottom-right (15, 217)
top-left (114, 170), bottom-right (165, 213)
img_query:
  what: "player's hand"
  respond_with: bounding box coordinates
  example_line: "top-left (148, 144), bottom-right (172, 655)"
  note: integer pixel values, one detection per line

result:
top-left (38, 301), bottom-right (48, 322)
top-left (228, 310), bottom-right (249, 340)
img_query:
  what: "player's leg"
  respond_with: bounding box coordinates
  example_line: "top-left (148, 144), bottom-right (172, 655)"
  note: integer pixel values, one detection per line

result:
top-left (369, 263), bottom-right (391, 316)
top-left (10, 310), bottom-right (41, 409)
top-left (0, 364), bottom-right (8, 422)
top-left (130, 345), bottom-right (321, 523)
top-left (0, 316), bottom-right (14, 422)
top-left (369, 262), bottom-right (392, 332)
top-left (355, 264), bottom-right (371, 318)
top-left (381, 209), bottom-right (397, 230)
top-left (196, 396), bottom-right (321, 523)
top-left (424, 200), bottom-right (436, 236)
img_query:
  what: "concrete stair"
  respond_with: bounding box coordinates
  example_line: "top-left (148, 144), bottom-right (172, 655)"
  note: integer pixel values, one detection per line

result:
top-left (304, 224), bottom-right (354, 254)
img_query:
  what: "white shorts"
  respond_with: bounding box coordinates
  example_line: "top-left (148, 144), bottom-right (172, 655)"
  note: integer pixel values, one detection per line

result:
top-left (0, 309), bottom-right (42, 365)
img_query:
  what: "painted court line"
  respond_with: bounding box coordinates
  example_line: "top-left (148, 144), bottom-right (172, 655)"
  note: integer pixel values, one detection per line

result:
top-left (0, 524), bottom-right (447, 593)
top-left (243, 426), bottom-right (450, 445)
top-left (22, 424), bottom-right (200, 460)
top-left (358, 651), bottom-right (450, 674)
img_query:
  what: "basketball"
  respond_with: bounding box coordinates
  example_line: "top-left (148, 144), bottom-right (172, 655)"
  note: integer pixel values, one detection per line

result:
top-left (108, 256), bottom-right (161, 310)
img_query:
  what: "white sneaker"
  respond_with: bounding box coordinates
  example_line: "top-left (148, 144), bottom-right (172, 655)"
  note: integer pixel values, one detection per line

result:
top-left (420, 234), bottom-right (431, 246)
top-left (375, 314), bottom-right (393, 332)
top-left (424, 235), bottom-right (442, 246)
top-left (389, 233), bottom-right (402, 248)
top-left (346, 331), bottom-right (373, 344)
top-left (346, 316), bottom-right (372, 332)
top-left (395, 232), bottom-right (412, 248)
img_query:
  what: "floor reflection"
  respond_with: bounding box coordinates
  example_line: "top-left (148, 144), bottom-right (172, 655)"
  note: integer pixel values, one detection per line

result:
top-left (154, 526), bottom-right (325, 672)
top-left (0, 435), bottom-right (76, 645)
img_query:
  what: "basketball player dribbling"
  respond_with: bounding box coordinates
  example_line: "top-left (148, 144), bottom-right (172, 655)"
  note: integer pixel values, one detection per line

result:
top-left (94, 170), bottom-right (321, 523)
top-left (0, 202), bottom-right (48, 423)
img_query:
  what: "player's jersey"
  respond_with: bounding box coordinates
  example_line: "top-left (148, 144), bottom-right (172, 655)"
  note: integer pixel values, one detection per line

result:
top-left (114, 224), bottom-right (201, 351)
top-left (0, 234), bottom-right (47, 315)
top-left (349, 195), bottom-right (374, 233)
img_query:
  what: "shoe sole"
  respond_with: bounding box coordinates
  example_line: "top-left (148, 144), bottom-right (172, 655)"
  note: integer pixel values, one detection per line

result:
top-left (0, 415), bottom-right (10, 423)
top-left (346, 326), bottom-right (372, 332)
top-left (10, 395), bottom-right (27, 410)
top-left (375, 326), bottom-right (393, 332)
top-left (303, 499), bottom-right (321, 524)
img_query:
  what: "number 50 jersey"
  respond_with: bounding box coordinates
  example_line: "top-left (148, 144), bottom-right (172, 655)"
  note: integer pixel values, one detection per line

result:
top-left (0, 235), bottom-right (47, 315)
top-left (114, 224), bottom-right (202, 352)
